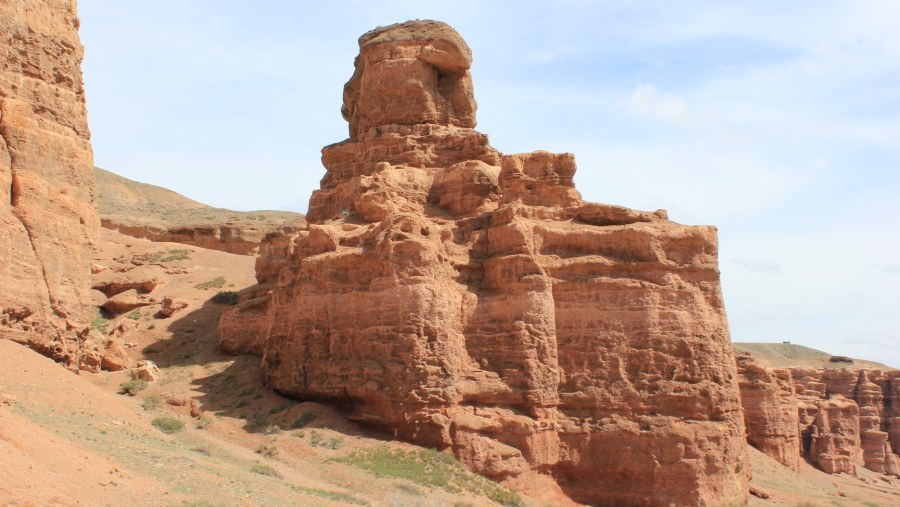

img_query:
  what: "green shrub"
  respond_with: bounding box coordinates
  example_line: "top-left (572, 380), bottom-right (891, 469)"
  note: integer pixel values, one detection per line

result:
top-left (125, 309), bottom-right (142, 320)
top-left (196, 416), bottom-right (214, 429)
top-left (292, 411), bottom-right (316, 429)
top-left (250, 464), bottom-right (281, 478)
top-left (194, 276), bottom-right (226, 290)
top-left (142, 394), bottom-right (164, 410)
top-left (151, 416), bottom-right (185, 434)
top-left (211, 291), bottom-right (239, 305)
top-left (263, 424), bottom-right (283, 435)
top-left (148, 249), bottom-right (190, 263)
top-left (323, 436), bottom-right (344, 450)
top-left (119, 379), bottom-right (148, 396)
top-left (91, 307), bottom-right (110, 334)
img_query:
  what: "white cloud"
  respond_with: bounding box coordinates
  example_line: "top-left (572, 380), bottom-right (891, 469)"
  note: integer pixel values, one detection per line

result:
top-left (624, 84), bottom-right (691, 124)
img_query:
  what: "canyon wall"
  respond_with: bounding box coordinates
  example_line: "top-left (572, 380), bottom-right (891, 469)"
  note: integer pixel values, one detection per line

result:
top-left (0, 0), bottom-right (98, 366)
top-left (222, 20), bottom-right (749, 506)
top-left (737, 353), bottom-right (899, 477)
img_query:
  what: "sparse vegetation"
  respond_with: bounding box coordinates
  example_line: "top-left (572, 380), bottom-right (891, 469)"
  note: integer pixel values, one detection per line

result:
top-left (194, 276), bottom-right (226, 290)
top-left (323, 436), bottom-right (344, 450)
top-left (151, 416), bottom-right (185, 434)
top-left (336, 447), bottom-right (523, 506)
top-left (396, 483), bottom-right (423, 496)
top-left (196, 416), bottom-right (214, 429)
top-left (211, 291), bottom-right (239, 305)
top-left (263, 424), bottom-right (283, 435)
top-left (292, 411), bottom-right (316, 429)
top-left (119, 379), bottom-right (148, 396)
top-left (148, 248), bottom-right (191, 263)
top-left (125, 309), bottom-right (141, 320)
top-left (250, 464), bottom-right (282, 478)
top-left (269, 401), bottom-right (293, 415)
top-left (309, 429), bottom-right (323, 447)
top-left (289, 484), bottom-right (367, 505)
top-left (91, 307), bottom-right (110, 334)
top-left (256, 443), bottom-right (279, 457)
top-left (247, 413), bottom-right (269, 432)
top-left (142, 394), bottom-right (164, 410)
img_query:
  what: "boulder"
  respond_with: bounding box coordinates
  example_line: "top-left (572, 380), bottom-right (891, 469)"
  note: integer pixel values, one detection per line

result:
top-left (131, 360), bottom-right (159, 382)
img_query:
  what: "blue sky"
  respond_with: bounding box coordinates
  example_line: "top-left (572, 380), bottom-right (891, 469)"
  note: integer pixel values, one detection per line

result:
top-left (77, 1), bottom-right (900, 367)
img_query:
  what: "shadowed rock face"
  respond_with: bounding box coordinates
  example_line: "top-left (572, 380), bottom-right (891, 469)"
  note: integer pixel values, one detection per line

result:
top-left (0, 0), bottom-right (99, 366)
top-left (222, 20), bottom-right (749, 506)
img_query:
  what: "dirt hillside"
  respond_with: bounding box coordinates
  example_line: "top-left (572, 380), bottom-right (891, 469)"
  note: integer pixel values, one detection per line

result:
top-left (95, 167), bottom-right (305, 255)
top-left (733, 342), bottom-right (895, 371)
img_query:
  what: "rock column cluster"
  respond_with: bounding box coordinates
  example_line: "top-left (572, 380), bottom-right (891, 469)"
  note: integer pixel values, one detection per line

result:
top-left (738, 354), bottom-right (899, 477)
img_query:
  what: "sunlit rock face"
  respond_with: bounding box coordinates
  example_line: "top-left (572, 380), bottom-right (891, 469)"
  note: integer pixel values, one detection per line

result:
top-left (0, 0), bottom-right (99, 367)
top-left (223, 19), bottom-right (750, 506)
top-left (736, 354), bottom-right (802, 471)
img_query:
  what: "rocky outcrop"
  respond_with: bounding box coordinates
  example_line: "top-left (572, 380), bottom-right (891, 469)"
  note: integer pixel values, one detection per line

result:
top-left (221, 20), bottom-right (749, 506)
top-left (736, 354), bottom-right (801, 470)
top-left (0, 0), bottom-right (99, 366)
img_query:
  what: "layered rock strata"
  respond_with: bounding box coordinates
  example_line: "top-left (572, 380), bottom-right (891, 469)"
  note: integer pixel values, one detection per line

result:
top-left (737, 353), bottom-right (899, 477)
top-left (0, 0), bottom-right (99, 366)
top-left (221, 20), bottom-right (749, 506)
top-left (795, 368), bottom-right (900, 476)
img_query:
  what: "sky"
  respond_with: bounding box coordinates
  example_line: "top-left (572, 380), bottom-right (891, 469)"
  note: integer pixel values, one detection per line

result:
top-left (77, 1), bottom-right (900, 368)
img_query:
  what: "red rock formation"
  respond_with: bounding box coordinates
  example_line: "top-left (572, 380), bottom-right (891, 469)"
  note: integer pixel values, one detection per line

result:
top-left (219, 231), bottom-right (297, 355)
top-left (736, 354), bottom-right (801, 470)
top-left (0, 1), bottom-right (99, 366)
top-left (788, 367), bottom-right (900, 476)
top-left (807, 396), bottom-right (860, 474)
top-left (222, 20), bottom-right (749, 506)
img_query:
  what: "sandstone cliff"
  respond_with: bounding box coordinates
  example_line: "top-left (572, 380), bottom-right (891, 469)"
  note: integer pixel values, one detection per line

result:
top-left (221, 20), bottom-right (748, 506)
top-left (0, 0), bottom-right (98, 366)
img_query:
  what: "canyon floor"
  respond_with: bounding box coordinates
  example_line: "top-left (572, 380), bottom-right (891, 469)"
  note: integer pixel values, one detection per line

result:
top-left (1, 179), bottom-right (898, 506)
